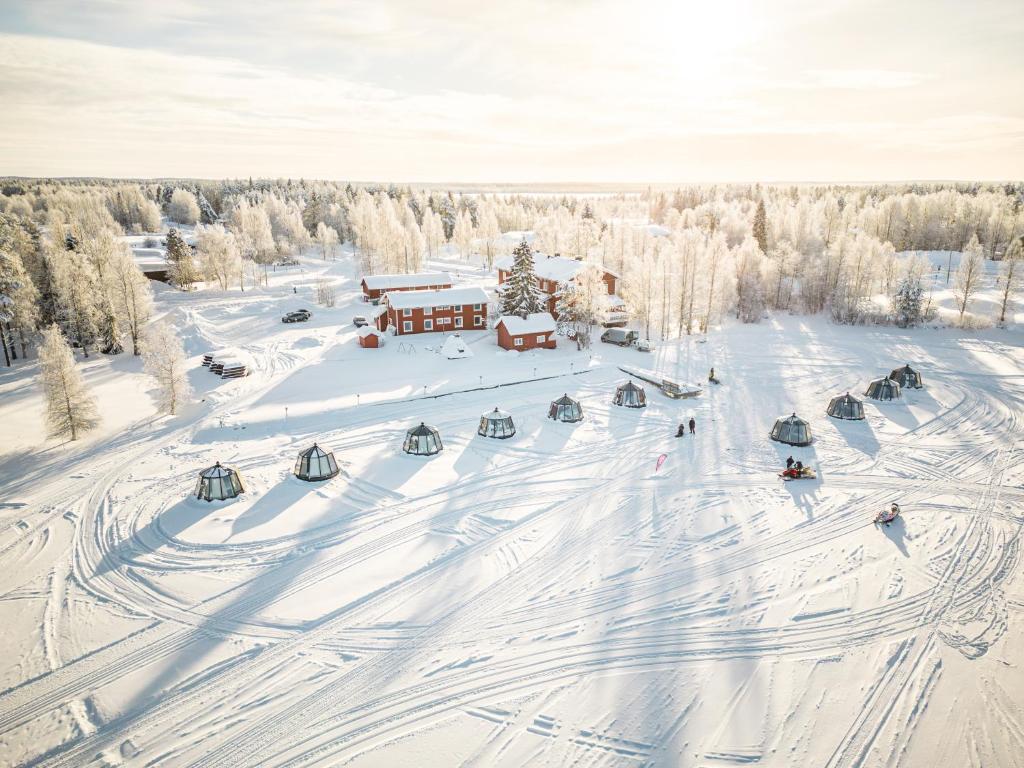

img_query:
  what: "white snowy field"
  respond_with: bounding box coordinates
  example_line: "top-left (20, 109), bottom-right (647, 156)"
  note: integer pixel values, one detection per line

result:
top-left (1, 252), bottom-right (1023, 768)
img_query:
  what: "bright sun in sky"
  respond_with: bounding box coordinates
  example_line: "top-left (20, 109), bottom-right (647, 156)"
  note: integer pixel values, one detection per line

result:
top-left (0, 0), bottom-right (1021, 182)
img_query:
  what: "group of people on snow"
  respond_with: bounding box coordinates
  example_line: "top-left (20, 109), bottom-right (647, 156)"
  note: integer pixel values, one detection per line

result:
top-left (675, 418), bottom-right (696, 437)
top-left (782, 455), bottom-right (805, 478)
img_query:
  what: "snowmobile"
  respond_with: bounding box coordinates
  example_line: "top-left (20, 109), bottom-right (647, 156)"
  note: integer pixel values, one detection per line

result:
top-left (779, 466), bottom-right (816, 480)
top-left (874, 505), bottom-right (901, 525)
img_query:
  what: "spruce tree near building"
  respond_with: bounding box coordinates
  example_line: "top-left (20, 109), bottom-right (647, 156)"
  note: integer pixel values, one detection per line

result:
top-left (501, 238), bottom-right (544, 318)
top-left (38, 324), bottom-right (99, 441)
top-left (166, 228), bottom-right (200, 289)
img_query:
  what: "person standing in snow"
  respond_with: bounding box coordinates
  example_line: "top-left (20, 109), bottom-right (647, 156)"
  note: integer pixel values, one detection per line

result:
top-left (688, 417), bottom-right (696, 435)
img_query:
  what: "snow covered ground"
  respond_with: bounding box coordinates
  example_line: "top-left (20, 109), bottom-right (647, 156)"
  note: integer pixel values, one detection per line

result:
top-left (1, 249), bottom-right (1023, 767)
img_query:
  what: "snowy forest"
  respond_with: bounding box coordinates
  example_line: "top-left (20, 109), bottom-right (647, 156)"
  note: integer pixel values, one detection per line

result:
top-left (2, 179), bottom-right (1023, 376)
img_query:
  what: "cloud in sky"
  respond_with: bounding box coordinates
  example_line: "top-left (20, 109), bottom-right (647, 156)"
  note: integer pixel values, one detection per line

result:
top-left (0, 0), bottom-right (1021, 181)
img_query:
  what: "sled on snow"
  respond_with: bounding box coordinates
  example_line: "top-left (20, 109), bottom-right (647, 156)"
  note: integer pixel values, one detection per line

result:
top-left (874, 507), bottom-right (901, 525)
top-left (779, 467), bottom-right (817, 481)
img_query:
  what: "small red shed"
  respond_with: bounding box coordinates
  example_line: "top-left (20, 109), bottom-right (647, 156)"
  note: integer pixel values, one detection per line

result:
top-left (357, 327), bottom-right (384, 348)
top-left (496, 313), bottom-right (557, 351)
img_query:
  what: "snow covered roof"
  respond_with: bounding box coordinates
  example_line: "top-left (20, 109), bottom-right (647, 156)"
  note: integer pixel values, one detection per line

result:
top-left (357, 326), bottom-right (383, 337)
top-left (495, 254), bottom-right (620, 282)
top-left (496, 313), bottom-right (557, 335)
top-left (132, 248), bottom-right (168, 272)
top-left (481, 407), bottom-right (511, 420)
top-left (385, 286), bottom-right (488, 310)
top-left (362, 272), bottom-right (452, 290)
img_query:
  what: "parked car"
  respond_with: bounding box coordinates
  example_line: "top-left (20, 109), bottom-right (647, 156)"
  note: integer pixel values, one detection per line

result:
top-left (600, 328), bottom-right (639, 347)
top-left (636, 339), bottom-right (654, 352)
top-left (352, 315), bottom-right (369, 328)
top-left (282, 309), bottom-right (312, 323)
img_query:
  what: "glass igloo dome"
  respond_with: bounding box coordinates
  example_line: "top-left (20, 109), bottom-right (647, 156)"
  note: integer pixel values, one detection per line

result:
top-left (826, 393), bottom-right (865, 420)
top-left (478, 407), bottom-right (516, 439)
top-left (770, 413), bottom-right (813, 446)
top-left (294, 443), bottom-right (340, 481)
top-left (889, 364), bottom-right (922, 389)
top-left (548, 394), bottom-right (583, 423)
top-left (613, 380), bottom-right (647, 408)
top-left (865, 377), bottom-right (901, 401)
top-left (195, 462), bottom-right (245, 501)
top-left (403, 422), bottom-right (443, 455)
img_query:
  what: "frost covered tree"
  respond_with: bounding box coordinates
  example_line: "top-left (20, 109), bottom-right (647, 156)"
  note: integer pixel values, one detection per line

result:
top-left (0, 247), bottom-right (40, 365)
top-left (80, 232), bottom-right (125, 355)
top-left (195, 188), bottom-right (218, 225)
top-left (315, 222), bottom-right (339, 260)
top-left (453, 210), bottom-right (475, 261)
top-left (195, 223), bottom-right (242, 290)
top-left (168, 189), bottom-right (200, 225)
top-left (732, 236), bottom-right (765, 323)
top-left (166, 228), bottom-right (199, 289)
top-left (554, 265), bottom-right (609, 346)
top-left (477, 208), bottom-right (501, 269)
top-left (400, 207), bottom-right (425, 272)
top-left (422, 211), bottom-right (444, 260)
top-left (106, 185), bottom-right (160, 233)
top-left (700, 231), bottom-right (729, 333)
top-left (500, 239), bottom-right (544, 318)
top-left (892, 276), bottom-right (924, 327)
top-left (954, 236), bottom-right (986, 322)
top-left (997, 239), bottom-right (1021, 324)
top-left (228, 198), bottom-right (275, 270)
top-left (38, 324), bottom-right (99, 441)
top-left (142, 321), bottom-right (192, 415)
top-left (108, 244), bottom-right (153, 355)
top-left (51, 247), bottom-right (100, 357)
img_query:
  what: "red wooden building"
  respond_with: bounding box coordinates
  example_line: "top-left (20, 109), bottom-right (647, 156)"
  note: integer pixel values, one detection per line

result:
top-left (378, 286), bottom-right (489, 336)
top-left (495, 313), bottom-right (557, 351)
top-left (360, 272), bottom-right (452, 303)
top-left (357, 327), bottom-right (384, 348)
top-left (495, 254), bottom-right (625, 324)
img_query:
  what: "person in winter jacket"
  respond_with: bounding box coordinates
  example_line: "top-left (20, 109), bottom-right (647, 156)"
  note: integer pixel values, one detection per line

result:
top-left (786, 456), bottom-right (794, 469)
top-left (688, 417), bottom-right (696, 434)
top-left (675, 423), bottom-right (685, 437)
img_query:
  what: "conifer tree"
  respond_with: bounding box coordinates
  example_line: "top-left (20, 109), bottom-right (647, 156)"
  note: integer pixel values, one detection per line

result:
top-left (38, 324), bottom-right (99, 441)
top-left (892, 276), bottom-right (924, 327)
top-left (166, 228), bottom-right (199, 289)
top-left (195, 188), bottom-right (218, 224)
top-left (52, 248), bottom-right (99, 357)
top-left (501, 239), bottom-right (544, 318)
top-left (0, 222), bottom-right (41, 362)
top-left (753, 199), bottom-right (769, 255)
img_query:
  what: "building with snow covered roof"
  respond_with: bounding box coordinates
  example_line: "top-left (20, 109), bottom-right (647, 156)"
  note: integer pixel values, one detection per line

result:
top-left (357, 326), bottom-right (384, 348)
top-left (495, 313), bottom-right (557, 351)
top-left (378, 286), bottom-right (489, 336)
top-left (495, 254), bottom-right (626, 327)
top-left (360, 272), bottom-right (452, 303)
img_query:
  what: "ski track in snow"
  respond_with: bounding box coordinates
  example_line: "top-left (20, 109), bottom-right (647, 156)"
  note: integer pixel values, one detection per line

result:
top-left (2, 256), bottom-right (1023, 768)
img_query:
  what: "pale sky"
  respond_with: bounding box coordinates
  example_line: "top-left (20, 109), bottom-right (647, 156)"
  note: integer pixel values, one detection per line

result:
top-left (0, 0), bottom-right (1021, 182)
